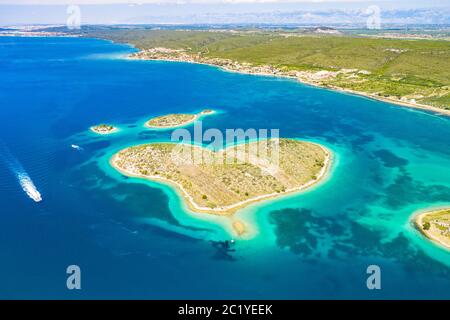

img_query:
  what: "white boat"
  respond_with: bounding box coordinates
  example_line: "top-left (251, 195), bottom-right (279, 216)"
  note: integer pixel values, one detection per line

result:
top-left (18, 173), bottom-right (42, 202)
top-left (71, 144), bottom-right (82, 150)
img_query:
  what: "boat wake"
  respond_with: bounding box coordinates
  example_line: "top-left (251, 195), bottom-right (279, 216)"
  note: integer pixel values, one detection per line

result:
top-left (0, 142), bottom-right (42, 202)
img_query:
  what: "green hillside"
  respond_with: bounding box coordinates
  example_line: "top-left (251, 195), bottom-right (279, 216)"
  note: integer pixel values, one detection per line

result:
top-left (82, 29), bottom-right (450, 110)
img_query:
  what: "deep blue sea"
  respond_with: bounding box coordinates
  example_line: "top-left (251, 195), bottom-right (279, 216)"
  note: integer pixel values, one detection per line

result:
top-left (0, 36), bottom-right (449, 299)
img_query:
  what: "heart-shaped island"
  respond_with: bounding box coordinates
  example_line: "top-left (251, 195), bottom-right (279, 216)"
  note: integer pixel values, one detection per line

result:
top-left (111, 138), bottom-right (331, 217)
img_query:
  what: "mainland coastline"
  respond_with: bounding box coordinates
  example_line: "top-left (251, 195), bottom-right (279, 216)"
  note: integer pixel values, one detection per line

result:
top-left (130, 48), bottom-right (450, 117)
top-left (3, 30), bottom-right (448, 116)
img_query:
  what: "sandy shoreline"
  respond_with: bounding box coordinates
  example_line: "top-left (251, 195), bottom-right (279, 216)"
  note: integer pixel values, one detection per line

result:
top-left (413, 207), bottom-right (450, 250)
top-left (110, 143), bottom-right (332, 216)
top-left (130, 53), bottom-right (450, 117)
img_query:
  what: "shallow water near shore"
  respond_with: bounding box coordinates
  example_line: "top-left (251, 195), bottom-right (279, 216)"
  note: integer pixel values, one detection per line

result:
top-left (0, 36), bottom-right (450, 299)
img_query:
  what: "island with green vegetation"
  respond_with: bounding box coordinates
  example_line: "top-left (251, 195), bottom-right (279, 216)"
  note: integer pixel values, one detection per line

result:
top-left (111, 138), bottom-right (331, 235)
top-left (414, 208), bottom-right (450, 250)
top-left (145, 109), bottom-right (214, 128)
top-left (90, 124), bottom-right (118, 134)
top-left (70, 28), bottom-right (450, 114)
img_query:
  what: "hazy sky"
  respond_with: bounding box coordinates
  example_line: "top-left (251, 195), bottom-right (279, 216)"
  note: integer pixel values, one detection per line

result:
top-left (1, 0), bottom-right (448, 25)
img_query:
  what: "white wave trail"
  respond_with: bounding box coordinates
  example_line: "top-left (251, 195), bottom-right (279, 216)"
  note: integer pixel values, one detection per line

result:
top-left (0, 142), bottom-right (43, 202)
top-left (17, 172), bottom-right (42, 202)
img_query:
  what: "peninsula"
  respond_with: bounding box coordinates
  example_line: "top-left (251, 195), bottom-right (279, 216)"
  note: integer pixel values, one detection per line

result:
top-left (414, 208), bottom-right (450, 250)
top-left (145, 109), bottom-right (214, 129)
top-left (90, 124), bottom-right (118, 134)
top-left (111, 138), bottom-right (331, 217)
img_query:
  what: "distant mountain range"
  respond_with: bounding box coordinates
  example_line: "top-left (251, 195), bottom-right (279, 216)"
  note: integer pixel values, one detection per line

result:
top-left (121, 8), bottom-right (450, 26)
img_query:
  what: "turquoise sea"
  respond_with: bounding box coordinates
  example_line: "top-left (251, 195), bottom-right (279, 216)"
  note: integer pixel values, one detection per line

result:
top-left (0, 36), bottom-right (449, 299)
